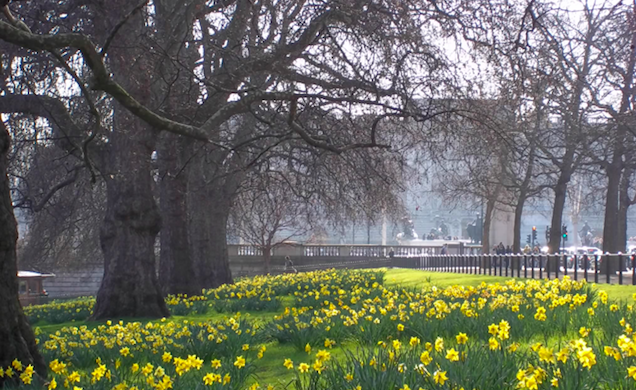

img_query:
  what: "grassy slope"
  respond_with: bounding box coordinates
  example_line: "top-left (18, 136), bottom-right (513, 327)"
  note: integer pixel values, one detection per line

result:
top-left (32, 268), bottom-right (636, 387)
top-left (384, 268), bottom-right (636, 302)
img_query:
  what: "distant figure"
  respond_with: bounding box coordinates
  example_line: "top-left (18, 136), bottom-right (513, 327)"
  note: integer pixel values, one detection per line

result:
top-left (440, 244), bottom-right (448, 255)
top-left (388, 248), bottom-right (395, 259)
top-left (580, 222), bottom-right (593, 246)
top-left (284, 256), bottom-right (297, 273)
top-left (523, 245), bottom-right (532, 254)
top-left (506, 245), bottom-right (512, 254)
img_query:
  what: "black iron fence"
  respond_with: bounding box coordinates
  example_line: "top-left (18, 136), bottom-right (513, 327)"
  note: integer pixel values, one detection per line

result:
top-left (416, 253), bottom-right (636, 285)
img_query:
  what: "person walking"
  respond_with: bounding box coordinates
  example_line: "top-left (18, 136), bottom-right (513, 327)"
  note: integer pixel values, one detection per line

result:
top-left (284, 256), bottom-right (297, 273)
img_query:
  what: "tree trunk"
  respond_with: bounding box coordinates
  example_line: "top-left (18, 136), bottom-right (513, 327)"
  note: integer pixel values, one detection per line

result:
top-left (263, 248), bottom-right (271, 275)
top-left (481, 195), bottom-right (496, 261)
top-left (90, 3), bottom-right (171, 319)
top-left (188, 153), bottom-right (234, 289)
top-left (602, 165), bottom-right (621, 253)
top-left (190, 201), bottom-right (234, 289)
top-left (618, 168), bottom-right (634, 252)
top-left (0, 121), bottom-right (46, 384)
top-left (548, 179), bottom-right (568, 254)
top-left (92, 112), bottom-right (169, 320)
top-left (618, 167), bottom-right (632, 253)
top-left (158, 135), bottom-right (197, 296)
top-left (512, 195), bottom-right (526, 254)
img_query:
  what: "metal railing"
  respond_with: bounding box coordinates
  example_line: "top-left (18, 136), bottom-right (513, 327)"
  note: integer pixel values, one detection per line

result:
top-left (416, 253), bottom-right (636, 285)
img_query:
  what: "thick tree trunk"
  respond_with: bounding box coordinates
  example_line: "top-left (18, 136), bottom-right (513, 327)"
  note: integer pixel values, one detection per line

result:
top-left (190, 200), bottom-right (234, 289)
top-left (92, 113), bottom-right (169, 320)
top-left (0, 122), bottom-right (46, 384)
top-left (158, 135), bottom-right (197, 296)
top-left (603, 165), bottom-right (621, 253)
top-left (90, 3), bottom-right (170, 319)
top-left (188, 153), bottom-right (234, 289)
top-left (203, 205), bottom-right (233, 289)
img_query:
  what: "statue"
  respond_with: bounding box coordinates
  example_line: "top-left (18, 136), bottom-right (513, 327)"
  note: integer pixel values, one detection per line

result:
top-left (466, 213), bottom-right (483, 244)
top-left (396, 216), bottom-right (419, 242)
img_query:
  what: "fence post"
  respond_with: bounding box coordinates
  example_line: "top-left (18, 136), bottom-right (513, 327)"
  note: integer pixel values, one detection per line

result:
top-left (573, 254), bottom-right (578, 281)
top-left (606, 253), bottom-right (611, 284)
top-left (531, 254), bottom-right (535, 279)
top-left (546, 254), bottom-right (550, 280)
top-left (539, 254), bottom-right (543, 279)
top-left (498, 255), bottom-right (502, 276)
top-left (505, 254), bottom-right (509, 277)
top-left (619, 254), bottom-right (623, 285)
top-left (594, 255), bottom-right (599, 284)
top-left (524, 254), bottom-right (528, 279)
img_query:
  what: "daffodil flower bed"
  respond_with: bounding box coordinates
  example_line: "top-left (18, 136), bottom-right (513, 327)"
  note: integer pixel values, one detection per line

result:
top-left (6, 269), bottom-right (636, 389)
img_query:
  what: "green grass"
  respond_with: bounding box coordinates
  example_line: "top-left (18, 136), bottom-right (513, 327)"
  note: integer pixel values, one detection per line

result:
top-left (30, 268), bottom-right (636, 388)
top-left (384, 268), bottom-right (514, 289)
top-left (384, 268), bottom-right (636, 302)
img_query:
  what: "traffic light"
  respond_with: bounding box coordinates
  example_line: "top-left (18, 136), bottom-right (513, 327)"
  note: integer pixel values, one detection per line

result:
top-left (532, 226), bottom-right (537, 242)
top-left (546, 226), bottom-right (550, 241)
top-left (562, 225), bottom-right (568, 240)
top-left (526, 234), bottom-right (531, 244)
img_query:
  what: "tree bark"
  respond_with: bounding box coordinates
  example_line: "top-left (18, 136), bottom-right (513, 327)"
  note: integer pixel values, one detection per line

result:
top-left (0, 121), bottom-right (46, 384)
top-left (603, 165), bottom-right (621, 253)
top-left (512, 194), bottom-right (526, 254)
top-left (188, 152), bottom-right (234, 290)
top-left (191, 200), bottom-right (234, 289)
top-left (263, 247), bottom-right (271, 275)
top-left (481, 194), bottom-right (497, 262)
top-left (91, 2), bottom-right (170, 319)
top-left (618, 167), bottom-right (632, 254)
top-left (91, 111), bottom-right (169, 320)
top-left (152, 1), bottom-right (200, 296)
top-left (158, 135), bottom-right (197, 296)
top-left (548, 178), bottom-right (568, 254)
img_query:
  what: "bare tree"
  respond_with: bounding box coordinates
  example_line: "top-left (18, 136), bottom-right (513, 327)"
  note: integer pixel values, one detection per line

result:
top-left (0, 0), bottom-right (548, 373)
top-left (230, 173), bottom-right (315, 274)
top-left (587, 1), bottom-right (636, 253)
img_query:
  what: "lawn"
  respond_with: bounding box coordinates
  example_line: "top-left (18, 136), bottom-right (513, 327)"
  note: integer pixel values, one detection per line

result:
top-left (7, 268), bottom-right (636, 389)
top-left (384, 268), bottom-right (636, 302)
